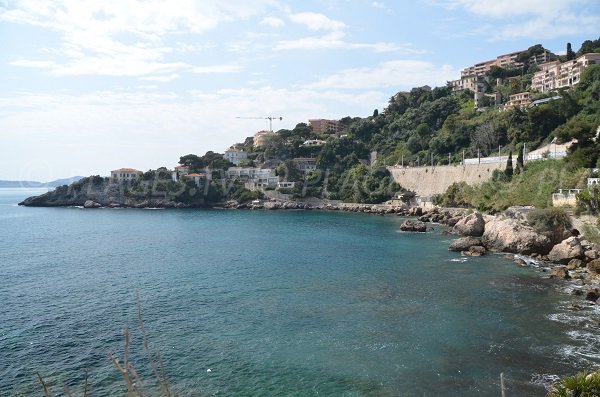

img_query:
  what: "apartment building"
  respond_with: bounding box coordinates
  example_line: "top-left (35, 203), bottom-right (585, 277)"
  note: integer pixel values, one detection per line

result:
top-left (532, 53), bottom-right (600, 92)
top-left (503, 92), bottom-right (532, 109)
top-left (308, 119), bottom-right (340, 134)
top-left (451, 48), bottom-right (557, 93)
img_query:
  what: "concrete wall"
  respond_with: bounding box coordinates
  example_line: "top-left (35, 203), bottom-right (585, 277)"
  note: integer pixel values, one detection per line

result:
top-left (388, 163), bottom-right (507, 197)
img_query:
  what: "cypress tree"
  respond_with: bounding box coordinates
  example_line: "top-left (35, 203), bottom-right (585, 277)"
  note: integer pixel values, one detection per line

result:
top-left (516, 145), bottom-right (524, 174)
top-left (566, 43), bottom-right (575, 61)
top-left (505, 151), bottom-right (513, 179)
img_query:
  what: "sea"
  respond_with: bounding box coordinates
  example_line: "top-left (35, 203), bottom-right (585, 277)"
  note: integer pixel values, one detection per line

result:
top-left (1, 188), bottom-right (599, 396)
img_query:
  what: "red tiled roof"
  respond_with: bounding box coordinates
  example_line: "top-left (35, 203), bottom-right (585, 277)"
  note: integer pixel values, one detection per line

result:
top-left (175, 165), bottom-right (189, 169)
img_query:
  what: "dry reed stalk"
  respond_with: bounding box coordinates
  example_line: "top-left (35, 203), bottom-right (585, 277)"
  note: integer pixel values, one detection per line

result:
top-left (135, 290), bottom-right (172, 397)
top-left (37, 372), bottom-right (50, 397)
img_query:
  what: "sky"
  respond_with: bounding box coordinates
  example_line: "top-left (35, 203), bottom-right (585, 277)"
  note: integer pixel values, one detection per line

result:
top-left (1, 0), bottom-right (599, 181)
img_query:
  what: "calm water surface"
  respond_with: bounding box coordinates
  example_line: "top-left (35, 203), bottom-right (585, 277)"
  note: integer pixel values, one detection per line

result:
top-left (1, 188), bottom-right (599, 396)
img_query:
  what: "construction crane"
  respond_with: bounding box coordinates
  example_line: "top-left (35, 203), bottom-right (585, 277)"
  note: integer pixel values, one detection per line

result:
top-left (236, 116), bottom-right (283, 132)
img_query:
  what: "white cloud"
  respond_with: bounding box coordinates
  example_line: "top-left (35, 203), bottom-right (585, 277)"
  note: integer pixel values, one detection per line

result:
top-left (275, 31), bottom-right (423, 54)
top-left (439, 0), bottom-right (600, 40)
top-left (307, 60), bottom-right (457, 90)
top-left (193, 65), bottom-right (243, 73)
top-left (288, 11), bottom-right (346, 31)
top-left (445, 0), bottom-right (575, 18)
top-left (1, 0), bottom-right (274, 78)
top-left (260, 16), bottom-right (285, 27)
top-left (371, 2), bottom-right (386, 9)
top-left (140, 73), bottom-right (180, 82)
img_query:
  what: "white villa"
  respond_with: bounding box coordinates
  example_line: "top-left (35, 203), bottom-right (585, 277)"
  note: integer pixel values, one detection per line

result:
top-left (224, 148), bottom-right (248, 165)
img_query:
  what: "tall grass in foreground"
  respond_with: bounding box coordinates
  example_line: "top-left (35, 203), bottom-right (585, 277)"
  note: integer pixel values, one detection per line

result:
top-left (38, 291), bottom-right (175, 397)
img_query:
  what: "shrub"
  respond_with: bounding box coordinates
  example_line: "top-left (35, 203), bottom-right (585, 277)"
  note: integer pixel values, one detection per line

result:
top-left (527, 207), bottom-right (572, 243)
top-left (548, 370), bottom-right (600, 397)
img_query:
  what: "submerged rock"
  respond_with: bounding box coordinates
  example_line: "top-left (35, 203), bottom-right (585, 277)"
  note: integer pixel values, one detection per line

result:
top-left (461, 246), bottom-right (486, 257)
top-left (549, 266), bottom-right (570, 279)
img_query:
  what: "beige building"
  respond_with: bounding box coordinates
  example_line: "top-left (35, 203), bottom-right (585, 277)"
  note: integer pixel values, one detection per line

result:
top-left (309, 119), bottom-right (340, 134)
top-left (253, 130), bottom-right (277, 147)
top-left (532, 53), bottom-right (600, 92)
top-left (111, 168), bottom-right (142, 182)
top-left (452, 48), bottom-right (557, 93)
top-left (531, 61), bottom-right (561, 93)
top-left (503, 92), bottom-right (532, 109)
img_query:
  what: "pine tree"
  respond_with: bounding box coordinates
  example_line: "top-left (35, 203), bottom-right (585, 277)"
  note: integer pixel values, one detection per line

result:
top-left (505, 151), bottom-right (513, 179)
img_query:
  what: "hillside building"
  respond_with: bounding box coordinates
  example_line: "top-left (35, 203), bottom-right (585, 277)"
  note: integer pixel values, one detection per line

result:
top-left (253, 130), bottom-right (276, 147)
top-left (111, 168), bottom-right (142, 182)
top-left (309, 119), bottom-right (340, 134)
top-left (224, 147), bottom-right (248, 165)
top-left (532, 53), bottom-right (600, 93)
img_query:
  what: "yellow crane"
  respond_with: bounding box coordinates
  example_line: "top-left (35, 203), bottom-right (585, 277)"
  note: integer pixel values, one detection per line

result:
top-left (236, 116), bottom-right (283, 132)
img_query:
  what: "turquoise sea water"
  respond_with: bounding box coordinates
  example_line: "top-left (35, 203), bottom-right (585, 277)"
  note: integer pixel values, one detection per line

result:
top-left (1, 188), bottom-right (599, 396)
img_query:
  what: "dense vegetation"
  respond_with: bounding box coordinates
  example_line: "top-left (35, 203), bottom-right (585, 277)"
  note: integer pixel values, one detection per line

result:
top-left (432, 160), bottom-right (589, 212)
top-left (110, 38), bottom-right (600, 206)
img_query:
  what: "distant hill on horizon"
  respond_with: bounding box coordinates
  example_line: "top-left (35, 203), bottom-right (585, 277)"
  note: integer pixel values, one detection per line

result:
top-left (0, 176), bottom-right (85, 188)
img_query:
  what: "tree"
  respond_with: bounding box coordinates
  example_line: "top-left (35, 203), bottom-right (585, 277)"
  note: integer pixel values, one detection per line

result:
top-left (566, 42), bottom-right (575, 61)
top-left (505, 151), bottom-right (513, 179)
top-left (516, 145), bottom-right (524, 173)
top-left (179, 154), bottom-right (204, 169)
top-left (373, 109), bottom-right (379, 117)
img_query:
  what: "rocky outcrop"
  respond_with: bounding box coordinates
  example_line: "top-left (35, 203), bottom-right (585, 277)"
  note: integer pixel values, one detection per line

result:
top-left (482, 218), bottom-right (553, 255)
top-left (400, 220), bottom-right (427, 232)
top-left (452, 212), bottom-right (485, 237)
top-left (547, 237), bottom-right (585, 264)
top-left (83, 200), bottom-right (102, 208)
top-left (462, 245), bottom-right (486, 256)
top-left (19, 176), bottom-right (200, 208)
top-left (448, 237), bottom-right (482, 252)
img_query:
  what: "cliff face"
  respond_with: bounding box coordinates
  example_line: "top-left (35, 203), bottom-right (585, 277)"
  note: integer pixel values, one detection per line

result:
top-left (18, 176), bottom-right (206, 208)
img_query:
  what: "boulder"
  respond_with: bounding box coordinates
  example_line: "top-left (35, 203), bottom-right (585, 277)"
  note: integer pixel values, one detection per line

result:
top-left (445, 216), bottom-right (462, 227)
top-left (482, 218), bottom-right (553, 255)
top-left (448, 237), bottom-right (483, 252)
top-left (585, 250), bottom-right (599, 260)
top-left (400, 220), bottom-right (427, 233)
top-left (547, 237), bottom-right (585, 264)
top-left (83, 200), bottom-right (102, 208)
top-left (567, 259), bottom-right (583, 270)
top-left (549, 266), bottom-right (570, 279)
top-left (587, 259), bottom-right (600, 275)
top-left (453, 212), bottom-right (485, 237)
top-left (418, 215), bottom-right (431, 222)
